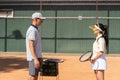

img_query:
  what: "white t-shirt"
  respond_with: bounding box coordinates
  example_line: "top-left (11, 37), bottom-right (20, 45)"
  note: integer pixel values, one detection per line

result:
top-left (92, 34), bottom-right (106, 58)
top-left (26, 25), bottom-right (42, 61)
top-left (92, 34), bottom-right (107, 70)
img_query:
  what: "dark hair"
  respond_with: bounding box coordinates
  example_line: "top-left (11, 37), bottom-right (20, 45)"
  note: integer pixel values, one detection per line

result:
top-left (97, 23), bottom-right (109, 48)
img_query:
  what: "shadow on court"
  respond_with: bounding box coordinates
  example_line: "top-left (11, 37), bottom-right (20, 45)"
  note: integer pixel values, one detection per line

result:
top-left (0, 53), bottom-right (120, 80)
top-left (0, 57), bottom-right (27, 72)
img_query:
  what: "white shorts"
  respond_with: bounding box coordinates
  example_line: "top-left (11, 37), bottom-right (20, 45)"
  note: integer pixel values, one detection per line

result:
top-left (92, 58), bottom-right (107, 70)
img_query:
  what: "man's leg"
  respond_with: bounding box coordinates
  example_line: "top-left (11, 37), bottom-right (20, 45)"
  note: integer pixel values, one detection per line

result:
top-left (28, 60), bottom-right (40, 80)
top-left (29, 75), bottom-right (38, 80)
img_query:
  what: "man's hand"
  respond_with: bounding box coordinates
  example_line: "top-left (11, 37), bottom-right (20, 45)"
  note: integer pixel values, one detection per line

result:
top-left (34, 59), bottom-right (40, 69)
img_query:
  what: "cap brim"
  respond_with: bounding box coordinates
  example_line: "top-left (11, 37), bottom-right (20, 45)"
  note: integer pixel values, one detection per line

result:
top-left (89, 25), bottom-right (103, 32)
top-left (89, 25), bottom-right (97, 30)
top-left (40, 17), bottom-right (46, 20)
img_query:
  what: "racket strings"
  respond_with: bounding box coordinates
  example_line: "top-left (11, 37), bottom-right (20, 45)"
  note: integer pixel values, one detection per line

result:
top-left (80, 52), bottom-right (92, 61)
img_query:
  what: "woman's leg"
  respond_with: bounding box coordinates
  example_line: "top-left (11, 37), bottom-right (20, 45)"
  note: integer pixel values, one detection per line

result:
top-left (94, 70), bottom-right (104, 80)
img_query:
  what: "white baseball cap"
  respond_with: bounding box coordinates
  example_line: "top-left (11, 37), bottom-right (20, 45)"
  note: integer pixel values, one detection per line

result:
top-left (32, 12), bottom-right (46, 20)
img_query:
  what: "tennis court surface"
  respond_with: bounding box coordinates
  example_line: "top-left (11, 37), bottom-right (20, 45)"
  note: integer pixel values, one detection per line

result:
top-left (0, 52), bottom-right (120, 80)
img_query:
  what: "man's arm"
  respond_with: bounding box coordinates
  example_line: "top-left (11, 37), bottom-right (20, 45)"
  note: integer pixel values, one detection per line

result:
top-left (29, 40), bottom-right (40, 68)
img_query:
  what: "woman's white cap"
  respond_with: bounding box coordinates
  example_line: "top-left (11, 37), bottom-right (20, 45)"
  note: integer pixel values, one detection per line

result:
top-left (89, 24), bottom-right (103, 32)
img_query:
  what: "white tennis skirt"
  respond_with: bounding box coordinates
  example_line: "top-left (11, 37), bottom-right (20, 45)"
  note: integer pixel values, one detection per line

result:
top-left (92, 58), bottom-right (107, 70)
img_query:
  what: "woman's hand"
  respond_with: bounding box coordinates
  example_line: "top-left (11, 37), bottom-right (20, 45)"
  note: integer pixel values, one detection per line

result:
top-left (90, 57), bottom-right (96, 63)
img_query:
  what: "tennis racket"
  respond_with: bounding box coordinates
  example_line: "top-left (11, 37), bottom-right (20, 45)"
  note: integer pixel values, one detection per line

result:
top-left (79, 51), bottom-right (93, 62)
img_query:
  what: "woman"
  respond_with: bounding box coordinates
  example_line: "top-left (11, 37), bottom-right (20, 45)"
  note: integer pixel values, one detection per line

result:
top-left (89, 23), bottom-right (108, 80)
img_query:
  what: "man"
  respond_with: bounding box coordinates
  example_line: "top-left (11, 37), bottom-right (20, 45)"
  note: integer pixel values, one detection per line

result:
top-left (26, 12), bottom-right (46, 80)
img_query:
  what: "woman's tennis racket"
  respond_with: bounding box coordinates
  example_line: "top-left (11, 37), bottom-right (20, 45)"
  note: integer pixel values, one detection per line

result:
top-left (79, 51), bottom-right (93, 62)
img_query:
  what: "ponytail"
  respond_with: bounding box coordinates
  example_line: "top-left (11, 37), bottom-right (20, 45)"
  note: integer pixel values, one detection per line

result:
top-left (98, 23), bottom-right (108, 48)
top-left (102, 25), bottom-right (108, 48)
